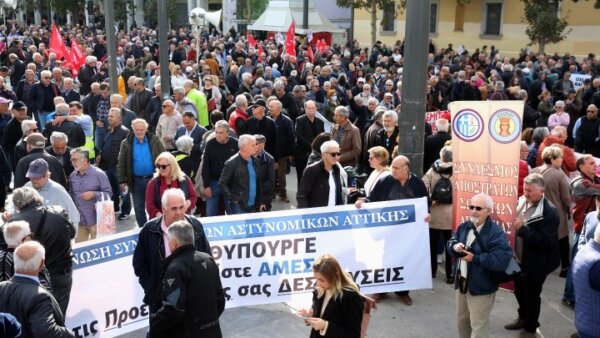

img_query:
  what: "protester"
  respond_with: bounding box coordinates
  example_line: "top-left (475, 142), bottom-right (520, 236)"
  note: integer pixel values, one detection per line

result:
top-left (13, 132), bottom-right (67, 189)
top-left (572, 223), bottom-right (600, 338)
top-left (297, 140), bottom-right (345, 208)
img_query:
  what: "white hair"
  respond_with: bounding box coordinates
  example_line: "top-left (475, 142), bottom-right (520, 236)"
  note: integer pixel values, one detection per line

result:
top-left (238, 134), bottom-right (255, 148)
top-left (14, 241), bottom-right (45, 274)
top-left (175, 135), bottom-right (193, 153)
top-left (50, 131), bottom-right (68, 144)
top-left (435, 118), bottom-right (450, 133)
top-left (2, 221), bottom-right (31, 248)
top-left (383, 110), bottom-right (398, 123)
top-left (161, 188), bottom-right (186, 209)
top-left (21, 120), bottom-right (37, 133)
top-left (320, 140), bottom-right (339, 154)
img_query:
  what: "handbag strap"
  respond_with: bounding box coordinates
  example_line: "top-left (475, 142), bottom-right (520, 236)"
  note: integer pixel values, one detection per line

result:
top-left (35, 208), bottom-right (48, 240)
top-left (469, 223), bottom-right (488, 253)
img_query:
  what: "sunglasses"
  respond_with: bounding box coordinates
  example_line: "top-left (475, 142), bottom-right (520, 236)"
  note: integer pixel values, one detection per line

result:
top-left (157, 164), bottom-right (171, 170)
top-left (162, 105), bottom-right (173, 108)
top-left (588, 110), bottom-right (596, 113)
top-left (468, 205), bottom-right (487, 211)
top-left (327, 152), bottom-right (342, 157)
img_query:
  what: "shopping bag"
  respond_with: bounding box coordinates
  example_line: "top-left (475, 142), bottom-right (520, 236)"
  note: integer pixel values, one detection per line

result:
top-left (96, 194), bottom-right (116, 237)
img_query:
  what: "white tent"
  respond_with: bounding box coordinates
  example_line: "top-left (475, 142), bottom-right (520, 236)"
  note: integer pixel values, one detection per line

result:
top-left (248, 0), bottom-right (345, 35)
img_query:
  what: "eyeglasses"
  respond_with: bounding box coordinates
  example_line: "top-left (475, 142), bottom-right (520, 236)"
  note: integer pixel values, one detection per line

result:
top-left (588, 110), bottom-right (597, 113)
top-left (204, 78), bottom-right (212, 81)
top-left (162, 105), bottom-right (173, 108)
top-left (326, 152), bottom-right (342, 157)
top-left (21, 233), bottom-right (34, 242)
top-left (468, 205), bottom-right (487, 211)
top-left (43, 77), bottom-right (51, 79)
top-left (157, 164), bottom-right (171, 170)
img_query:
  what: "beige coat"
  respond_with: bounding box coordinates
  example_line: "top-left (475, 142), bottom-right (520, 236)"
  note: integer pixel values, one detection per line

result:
top-left (531, 164), bottom-right (571, 239)
top-left (422, 162), bottom-right (453, 230)
top-left (331, 120), bottom-right (361, 167)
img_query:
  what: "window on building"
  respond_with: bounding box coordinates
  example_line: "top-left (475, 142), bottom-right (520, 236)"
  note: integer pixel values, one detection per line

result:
top-left (483, 1), bottom-right (503, 36)
top-left (430, 2), bottom-right (439, 34)
top-left (381, 1), bottom-right (396, 32)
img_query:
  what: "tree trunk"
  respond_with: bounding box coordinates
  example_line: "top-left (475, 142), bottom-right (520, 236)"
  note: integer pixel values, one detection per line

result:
top-left (538, 37), bottom-right (546, 54)
top-left (370, 1), bottom-right (377, 49)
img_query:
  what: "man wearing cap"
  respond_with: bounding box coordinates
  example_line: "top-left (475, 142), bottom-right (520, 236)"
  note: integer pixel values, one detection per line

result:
top-left (352, 77), bottom-right (366, 96)
top-left (41, 103), bottom-right (85, 149)
top-left (14, 132), bottom-right (67, 189)
top-left (2, 101), bottom-right (27, 170)
top-left (22, 158), bottom-right (80, 229)
top-left (247, 98), bottom-right (277, 158)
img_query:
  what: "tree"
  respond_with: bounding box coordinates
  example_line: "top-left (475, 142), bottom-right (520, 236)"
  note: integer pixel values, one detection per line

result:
top-left (521, 0), bottom-right (569, 53)
top-left (336, 0), bottom-right (406, 49)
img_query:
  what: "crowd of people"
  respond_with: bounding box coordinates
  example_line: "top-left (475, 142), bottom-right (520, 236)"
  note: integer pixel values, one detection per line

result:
top-left (0, 18), bottom-right (597, 338)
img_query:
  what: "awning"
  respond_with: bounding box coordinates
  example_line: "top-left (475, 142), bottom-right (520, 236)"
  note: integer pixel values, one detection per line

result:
top-left (248, 0), bottom-right (345, 34)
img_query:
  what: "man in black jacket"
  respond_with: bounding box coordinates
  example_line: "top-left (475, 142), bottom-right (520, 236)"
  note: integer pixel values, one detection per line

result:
top-left (0, 241), bottom-right (75, 338)
top-left (269, 99), bottom-right (295, 202)
top-left (219, 134), bottom-right (265, 214)
top-left (98, 108), bottom-right (131, 216)
top-left (504, 173), bottom-right (560, 337)
top-left (297, 140), bottom-right (344, 208)
top-left (202, 121), bottom-right (238, 216)
top-left (14, 133), bottom-right (68, 189)
top-left (133, 188), bottom-right (211, 314)
top-left (129, 77), bottom-right (154, 120)
top-left (29, 70), bottom-right (62, 130)
top-left (423, 118), bottom-right (452, 172)
top-left (295, 100), bottom-right (325, 186)
top-left (150, 220), bottom-right (224, 338)
top-left (246, 98), bottom-right (277, 158)
top-left (42, 103), bottom-right (85, 148)
top-left (2, 101), bottom-right (28, 170)
top-left (78, 56), bottom-right (102, 96)
top-left (5, 187), bottom-right (76, 316)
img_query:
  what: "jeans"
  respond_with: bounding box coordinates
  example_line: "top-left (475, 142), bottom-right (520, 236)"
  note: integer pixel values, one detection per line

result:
top-left (107, 169), bottom-right (131, 215)
top-left (94, 125), bottom-right (107, 153)
top-left (226, 200), bottom-right (254, 215)
top-left (133, 176), bottom-right (151, 227)
top-left (205, 180), bottom-right (222, 217)
top-left (563, 232), bottom-right (581, 302)
top-left (49, 268), bottom-right (73, 316)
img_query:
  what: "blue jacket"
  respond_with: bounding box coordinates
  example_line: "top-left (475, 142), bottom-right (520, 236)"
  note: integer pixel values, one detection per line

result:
top-left (573, 240), bottom-right (600, 337)
top-left (132, 215), bottom-right (211, 308)
top-left (448, 217), bottom-right (513, 295)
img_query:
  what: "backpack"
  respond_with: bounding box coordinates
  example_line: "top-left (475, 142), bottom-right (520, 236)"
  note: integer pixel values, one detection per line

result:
top-left (431, 170), bottom-right (453, 205)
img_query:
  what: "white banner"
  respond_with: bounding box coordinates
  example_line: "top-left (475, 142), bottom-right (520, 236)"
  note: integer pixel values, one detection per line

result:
top-left (570, 73), bottom-right (591, 91)
top-left (66, 198), bottom-right (431, 337)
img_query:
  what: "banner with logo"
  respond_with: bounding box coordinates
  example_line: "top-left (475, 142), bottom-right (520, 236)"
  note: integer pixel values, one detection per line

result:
top-left (66, 198), bottom-right (430, 337)
top-left (449, 101), bottom-right (524, 248)
top-left (570, 73), bottom-right (591, 91)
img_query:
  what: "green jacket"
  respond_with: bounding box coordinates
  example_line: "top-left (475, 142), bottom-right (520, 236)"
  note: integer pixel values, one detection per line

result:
top-left (186, 88), bottom-right (209, 127)
top-left (118, 132), bottom-right (165, 187)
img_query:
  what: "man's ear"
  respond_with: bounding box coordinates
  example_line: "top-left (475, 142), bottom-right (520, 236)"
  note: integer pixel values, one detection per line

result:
top-left (184, 200), bottom-right (191, 210)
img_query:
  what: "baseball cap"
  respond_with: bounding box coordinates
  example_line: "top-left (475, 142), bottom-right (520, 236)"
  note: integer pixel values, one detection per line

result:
top-left (26, 158), bottom-right (49, 178)
top-left (357, 77), bottom-right (366, 83)
top-left (250, 98), bottom-right (267, 109)
top-left (12, 101), bottom-right (27, 110)
top-left (263, 81), bottom-right (273, 89)
top-left (0, 97), bottom-right (12, 104)
top-left (25, 133), bottom-right (46, 147)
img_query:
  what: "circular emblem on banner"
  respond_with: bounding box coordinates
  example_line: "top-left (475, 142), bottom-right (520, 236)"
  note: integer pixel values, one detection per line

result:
top-left (452, 109), bottom-right (484, 142)
top-left (489, 109), bottom-right (522, 144)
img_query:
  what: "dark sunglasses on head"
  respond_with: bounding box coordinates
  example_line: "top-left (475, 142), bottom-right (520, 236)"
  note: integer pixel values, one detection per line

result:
top-left (468, 205), bottom-right (486, 211)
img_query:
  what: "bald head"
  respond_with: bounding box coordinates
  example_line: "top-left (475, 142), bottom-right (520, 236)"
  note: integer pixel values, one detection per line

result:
top-left (14, 241), bottom-right (45, 276)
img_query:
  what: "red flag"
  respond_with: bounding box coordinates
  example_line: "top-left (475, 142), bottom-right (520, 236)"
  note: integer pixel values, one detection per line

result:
top-left (49, 24), bottom-right (68, 61)
top-left (258, 43), bottom-right (265, 57)
top-left (285, 20), bottom-right (296, 57)
top-left (247, 32), bottom-right (257, 48)
top-left (316, 39), bottom-right (328, 54)
top-left (306, 45), bottom-right (314, 62)
top-left (66, 38), bottom-right (87, 76)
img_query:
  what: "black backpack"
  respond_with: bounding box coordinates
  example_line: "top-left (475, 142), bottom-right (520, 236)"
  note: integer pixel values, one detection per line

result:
top-left (431, 170), bottom-right (453, 205)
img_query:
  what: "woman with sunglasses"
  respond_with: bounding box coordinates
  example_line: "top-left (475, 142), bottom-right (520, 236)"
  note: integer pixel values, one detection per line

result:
top-left (145, 152), bottom-right (197, 219)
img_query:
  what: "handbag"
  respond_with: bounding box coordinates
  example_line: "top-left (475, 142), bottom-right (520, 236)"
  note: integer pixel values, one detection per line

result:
top-left (470, 224), bottom-right (521, 285)
top-left (96, 194), bottom-right (116, 237)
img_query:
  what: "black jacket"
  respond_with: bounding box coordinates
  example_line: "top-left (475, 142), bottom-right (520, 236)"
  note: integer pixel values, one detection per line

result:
top-left (130, 88), bottom-right (154, 119)
top-left (522, 103), bottom-right (541, 130)
top-left (1, 204), bottom-right (75, 274)
top-left (14, 148), bottom-right (68, 189)
top-left (295, 115), bottom-right (325, 159)
top-left (150, 245), bottom-right (224, 338)
top-left (309, 288), bottom-right (363, 338)
top-left (29, 82), bottom-right (62, 113)
top-left (423, 131), bottom-right (452, 173)
top-left (0, 276), bottom-right (74, 338)
top-left (98, 124), bottom-right (129, 171)
top-left (42, 120), bottom-right (86, 148)
top-left (218, 153), bottom-right (265, 210)
top-left (366, 174), bottom-right (429, 207)
top-left (45, 146), bottom-right (75, 178)
top-left (272, 113), bottom-right (295, 159)
top-left (61, 89), bottom-right (81, 104)
top-left (2, 117), bottom-right (22, 158)
top-left (201, 137), bottom-right (238, 186)
top-left (517, 197), bottom-right (560, 278)
top-left (78, 64), bottom-right (101, 96)
top-left (297, 160), bottom-right (343, 208)
top-left (247, 116), bottom-right (277, 160)
top-left (132, 215), bottom-right (211, 308)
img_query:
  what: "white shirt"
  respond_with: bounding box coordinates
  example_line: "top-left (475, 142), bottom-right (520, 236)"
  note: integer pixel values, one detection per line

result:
top-left (327, 170), bottom-right (336, 207)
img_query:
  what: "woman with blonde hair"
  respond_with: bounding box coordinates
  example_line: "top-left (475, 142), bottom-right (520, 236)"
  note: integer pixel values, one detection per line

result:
top-left (144, 152), bottom-right (197, 218)
top-left (201, 74), bottom-right (222, 113)
top-left (170, 64), bottom-right (187, 89)
top-left (299, 254), bottom-right (363, 338)
top-left (363, 146), bottom-right (391, 197)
